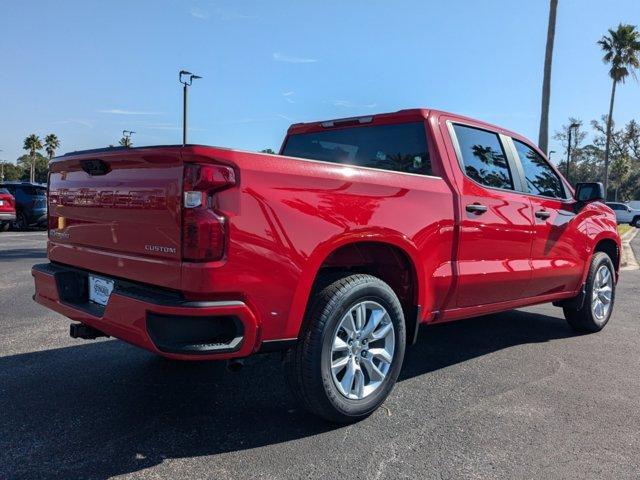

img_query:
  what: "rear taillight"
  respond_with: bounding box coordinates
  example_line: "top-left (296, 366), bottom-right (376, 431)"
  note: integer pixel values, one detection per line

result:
top-left (182, 163), bottom-right (236, 262)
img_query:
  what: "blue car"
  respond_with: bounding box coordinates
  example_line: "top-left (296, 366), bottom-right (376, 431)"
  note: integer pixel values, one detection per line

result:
top-left (0, 182), bottom-right (47, 230)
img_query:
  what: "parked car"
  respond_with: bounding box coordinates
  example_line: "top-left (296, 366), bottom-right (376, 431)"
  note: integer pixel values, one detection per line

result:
top-left (0, 187), bottom-right (16, 231)
top-left (33, 108), bottom-right (621, 422)
top-left (626, 200), bottom-right (640, 212)
top-left (0, 182), bottom-right (47, 230)
top-left (606, 202), bottom-right (640, 227)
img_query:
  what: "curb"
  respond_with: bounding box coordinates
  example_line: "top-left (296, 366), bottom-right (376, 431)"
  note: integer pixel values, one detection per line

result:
top-left (620, 227), bottom-right (639, 271)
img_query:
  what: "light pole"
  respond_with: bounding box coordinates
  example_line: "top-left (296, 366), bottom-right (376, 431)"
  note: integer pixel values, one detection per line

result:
top-left (566, 123), bottom-right (580, 184)
top-left (179, 70), bottom-right (202, 146)
top-left (121, 130), bottom-right (135, 148)
top-left (548, 150), bottom-right (556, 162)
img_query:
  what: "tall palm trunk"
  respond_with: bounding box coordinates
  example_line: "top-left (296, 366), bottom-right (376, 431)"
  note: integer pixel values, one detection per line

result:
top-left (30, 153), bottom-right (35, 183)
top-left (603, 78), bottom-right (617, 199)
top-left (538, 0), bottom-right (558, 154)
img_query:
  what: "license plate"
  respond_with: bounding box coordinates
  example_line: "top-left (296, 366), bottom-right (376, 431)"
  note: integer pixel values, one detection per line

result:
top-left (88, 275), bottom-right (114, 306)
top-left (0, 200), bottom-right (3, 206)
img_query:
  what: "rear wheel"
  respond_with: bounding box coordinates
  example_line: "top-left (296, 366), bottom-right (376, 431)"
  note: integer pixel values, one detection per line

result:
top-left (284, 274), bottom-right (406, 423)
top-left (563, 252), bottom-right (615, 333)
top-left (632, 216), bottom-right (640, 228)
top-left (11, 212), bottom-right (28, 231)
top-left (0, 222), bottom-right (9, 232)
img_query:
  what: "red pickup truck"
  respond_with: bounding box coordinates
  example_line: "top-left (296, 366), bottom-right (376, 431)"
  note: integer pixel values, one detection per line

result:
top-left (33, 108), bottom-right (620, 422)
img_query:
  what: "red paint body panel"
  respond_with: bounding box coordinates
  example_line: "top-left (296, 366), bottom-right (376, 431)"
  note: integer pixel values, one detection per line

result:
top-left (33, 108), bottom-right (621, 359)
top-left (0, 191), bottom-right (16, 220)
top-left (47, 148), bottom-right (184, 289)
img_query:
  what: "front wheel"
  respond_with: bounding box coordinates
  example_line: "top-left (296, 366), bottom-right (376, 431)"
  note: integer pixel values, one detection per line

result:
top-left (632, 216), bottom-right (640, 228)
top-left (285, 274), bottom-right (406, 423)
top-left (564, 252), bottom-right (616, 333)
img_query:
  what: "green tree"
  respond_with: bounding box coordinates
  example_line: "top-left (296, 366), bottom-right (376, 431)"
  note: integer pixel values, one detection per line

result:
top-left (119, 136), bottom-right (132, 148)
top-left (260, 148), bottom-right (276, 154)
top-left (553, 118), bottom-right (587, 185)
top-left (0, 162), bottom-right (23, 181)
top-left (17, 153), bottom-right (49, 183)
top-left (609, 155), bottom-right (631, 201)
top-left (597, 23), bottom-right (640, 199)
top-left (44, 134), bottom-right (60, 160)
top-left (538, 0), bottom-right (558, 154)
top-left (23, 134), bottom-right (43, 183)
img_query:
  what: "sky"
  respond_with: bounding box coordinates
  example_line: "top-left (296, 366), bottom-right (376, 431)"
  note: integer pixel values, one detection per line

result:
top-left (1, 0), bottom-right (639, 166)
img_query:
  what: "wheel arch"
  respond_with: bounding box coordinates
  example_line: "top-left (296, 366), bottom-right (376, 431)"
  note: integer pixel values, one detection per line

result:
top-left (285, 232), bottom-right (425, 343)
top-left (594, 237), bottom-right (620, 274)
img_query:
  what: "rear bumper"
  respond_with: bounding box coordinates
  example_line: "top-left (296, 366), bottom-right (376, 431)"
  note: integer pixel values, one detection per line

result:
top-left (32, 262), bottom-right (259, 360)
top-left (0, 212), bottom-right (16, 221)
top-left (25, 209), bottom-right (47, 226)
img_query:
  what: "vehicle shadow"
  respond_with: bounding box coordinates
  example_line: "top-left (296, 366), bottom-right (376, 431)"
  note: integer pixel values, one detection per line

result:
top-left (0, 248), bottom-right (47, 260)
top-left (0, 309), bottom-right (574, 479)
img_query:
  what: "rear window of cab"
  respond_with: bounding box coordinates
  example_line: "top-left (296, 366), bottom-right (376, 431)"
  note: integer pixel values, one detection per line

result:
top-left (282, 122), bottom-right (435, 177)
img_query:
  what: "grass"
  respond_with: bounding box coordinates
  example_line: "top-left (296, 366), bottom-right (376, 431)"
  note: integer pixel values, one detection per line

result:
top-left (618, 224), bottom-right (633, 237)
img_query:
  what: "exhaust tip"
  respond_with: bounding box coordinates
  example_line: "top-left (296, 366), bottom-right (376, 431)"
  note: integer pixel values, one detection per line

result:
top-left (70, 323), bottom-right (109, 340)
top-left (226, 359), bottom-right (244, 372)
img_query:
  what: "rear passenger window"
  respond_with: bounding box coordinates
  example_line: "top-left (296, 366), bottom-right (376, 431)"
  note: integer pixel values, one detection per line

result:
top-left (513, 140), bottom-right (565, 199)
top-left (282, 122), bottom-right (434, 177)
top-left (452, 124), bottom-right (513, 190)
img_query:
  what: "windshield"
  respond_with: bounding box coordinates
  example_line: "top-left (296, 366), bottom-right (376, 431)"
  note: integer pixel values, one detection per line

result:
top-left (282, 122), bottom-right (433, 176)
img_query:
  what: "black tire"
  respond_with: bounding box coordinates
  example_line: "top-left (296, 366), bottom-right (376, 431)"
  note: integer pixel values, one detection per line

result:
top-left (632, 216), bottom-right (640, 228)
top-left (563, 252), bottom-right (616, 333)
top-left (0, 222), bottom-right (9, 232)
top-left (12, 212), bottom-right (28, 231)
top-left (284, 273), bottom-right (406, 423)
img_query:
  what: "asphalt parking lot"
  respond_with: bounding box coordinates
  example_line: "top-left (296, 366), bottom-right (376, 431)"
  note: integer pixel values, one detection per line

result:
top-left (1, 231), bottom-right (639, 479)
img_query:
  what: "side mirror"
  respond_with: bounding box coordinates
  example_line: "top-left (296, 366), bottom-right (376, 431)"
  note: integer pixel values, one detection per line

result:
top-left (575, 182), bottom-right (605, 202)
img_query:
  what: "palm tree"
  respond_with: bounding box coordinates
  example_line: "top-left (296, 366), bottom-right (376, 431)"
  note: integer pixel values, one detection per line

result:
top-left (598, 23), bottom-right (640, 198)
top-left (538, 0), bottom-right (558, 154)
top-left (23, 134), bottom-right (43, 183)
top-left (119, 136), bottom-right (132, 148)
top-left (44, 134), bottom-right (60, 161)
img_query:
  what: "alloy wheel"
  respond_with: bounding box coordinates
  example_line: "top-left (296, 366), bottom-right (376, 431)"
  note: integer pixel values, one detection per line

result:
top-left (329, 300), bottom-right (395, 400)
top-left (592, 265), bottom-right (613, 321)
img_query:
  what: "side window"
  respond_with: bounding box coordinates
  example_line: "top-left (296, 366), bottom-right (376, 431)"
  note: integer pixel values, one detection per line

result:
top-left (452, 124), bottom-right (514, 190)
top-left (282, 122), bottom-right (435, 177)
top-left (513, 140), bottom-right (566, 199)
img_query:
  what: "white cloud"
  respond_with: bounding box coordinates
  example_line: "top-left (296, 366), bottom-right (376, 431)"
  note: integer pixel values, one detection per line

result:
top-left (189, 5), bottom-right (254, 21)
top-left (273, 52), bottom-right (318, 64)
top-left (282, 91), bottom-right (295, 103)
top-left (331, 100), bottom-right (377, 109)
top-left (189, 6), bottom-right (209, 19)
top-left (52, 119), bottom-right (93, 128)
top-left (98, 109), bottom-right (162, 115)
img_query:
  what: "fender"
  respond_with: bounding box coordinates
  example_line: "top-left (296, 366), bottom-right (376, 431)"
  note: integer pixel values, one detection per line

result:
top-left (283, 228), bottom-right (426, 340)
top-left (581, 208), bottom-right (621, 285)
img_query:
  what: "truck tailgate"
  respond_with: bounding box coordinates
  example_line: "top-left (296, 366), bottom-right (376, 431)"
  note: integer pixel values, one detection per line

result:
top-left (48, 147), bottom-right (184, 289)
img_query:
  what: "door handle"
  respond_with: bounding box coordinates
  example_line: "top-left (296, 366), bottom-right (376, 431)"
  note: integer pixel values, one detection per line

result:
top-left (466, 203), bottom-right (488, 214)
top-left (535, 209), bottom-right (551, 220)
